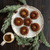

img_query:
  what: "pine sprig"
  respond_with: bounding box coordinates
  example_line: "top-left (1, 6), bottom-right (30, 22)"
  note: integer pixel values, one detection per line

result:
top-left (39, 31), bottom-right (50, 47)
top-left (0, 5), bottom-right (21, 13)
top-left (15, 34), bottom-right (33, 45)
top-left (18, 0), bottom-right (27, 5)
top-left (33, 35), bottom-right (39, 47)
top-left (33, 41), bottom-right (40, 50)
top-left (1, 12), bottom-right (13, 33)
top-left (29, 35), bottom-right (39, 50)
top-left (0, 4), bottom-right (21, 33)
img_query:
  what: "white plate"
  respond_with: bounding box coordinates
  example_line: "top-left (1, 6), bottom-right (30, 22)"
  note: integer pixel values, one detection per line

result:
top-left (11, 5), bottom-right (44, 38)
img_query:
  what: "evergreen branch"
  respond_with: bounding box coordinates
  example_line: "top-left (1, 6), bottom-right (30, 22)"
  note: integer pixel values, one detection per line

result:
top-left (33, 35), bottom-right (39, 47)
top-left (29, 35), bottom-right (39, 50)
top-left (15, 35), bottom-right (30, 45)
top-left (1, 12), bottom-right (13, 33)
top-left (15, 35), bottom-right (24, 45)
top-left (27, 38), bottom-right (34, 42)
top-left (39, 31), bottom-right (50, 47)
top-left (18, 0), bottom-right (27, 4)
top-left (15, 34), bottom-right (33, 45)
top-left (0, 5), bottom-right (21, 13)
top-left (33, 41), bottom-right (40, 50)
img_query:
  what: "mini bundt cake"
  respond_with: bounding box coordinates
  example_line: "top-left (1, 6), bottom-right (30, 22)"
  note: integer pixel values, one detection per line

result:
top-left (24, 18), bottom-right (32, 26)
top-left (30, 11), bottom-right (38, 19)
top-left (14, 17), bottom-right (23, 26)
top-left (31, 23), bottom-right (40, 31)
top-left (20, 9), bottom-right (28, 18)
top-left (20, 26), bottom-right (29, 35)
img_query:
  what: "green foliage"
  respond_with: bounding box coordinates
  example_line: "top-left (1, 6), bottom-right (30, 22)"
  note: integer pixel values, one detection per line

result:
top-left (33, 41), bottom-right (40, 50)
top-left (29, 35), bottom-right (39, 50)
top-left (18, 0), bottom-right (27, 4)
top-left (15, 34), bottom-right (34, 45)
top-left (0, 4), bottom-right (21, 33)
top-left (1, 12), bottom-right (13, 33)
top-left (0, 5), bottom-right (21, 13)
top-left (33, 35), bottom-right (39, 47)
top-left (39, 31), bottom-right (50, 47)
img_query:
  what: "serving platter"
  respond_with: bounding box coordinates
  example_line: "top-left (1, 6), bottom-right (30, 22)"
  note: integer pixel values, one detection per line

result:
top-left (11, 5), bottom-right (44, 38)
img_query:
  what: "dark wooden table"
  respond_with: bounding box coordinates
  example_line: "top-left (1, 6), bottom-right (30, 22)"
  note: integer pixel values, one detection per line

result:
top-left (0, 0), bottom-right (50, 50)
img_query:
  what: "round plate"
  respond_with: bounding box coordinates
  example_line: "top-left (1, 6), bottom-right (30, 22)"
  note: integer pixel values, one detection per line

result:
top-left (11, 5), bottom-right (44, 38)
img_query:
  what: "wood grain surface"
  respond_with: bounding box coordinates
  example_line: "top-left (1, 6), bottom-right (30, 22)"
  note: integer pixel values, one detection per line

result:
top-left (0, 0), bottom-right (50, 50)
